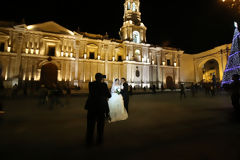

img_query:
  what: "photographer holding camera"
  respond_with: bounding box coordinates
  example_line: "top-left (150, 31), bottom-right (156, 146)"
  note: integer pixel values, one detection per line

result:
top-left (85, 73), bottom-right (111, 146)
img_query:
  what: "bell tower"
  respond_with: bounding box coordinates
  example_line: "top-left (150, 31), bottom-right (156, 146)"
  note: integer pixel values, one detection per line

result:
top-left (120, 0), bottom-right (147, 43)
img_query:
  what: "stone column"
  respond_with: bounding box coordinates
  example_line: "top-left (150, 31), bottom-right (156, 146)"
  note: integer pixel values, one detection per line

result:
top-left (15, 32), bottom-right (25, 85)
top-left (156, 54), bottom-right (160, 87)
top-left (104, 44), bottom-right (109, 81)
top-left (74, 42), bottom-right (80, 86)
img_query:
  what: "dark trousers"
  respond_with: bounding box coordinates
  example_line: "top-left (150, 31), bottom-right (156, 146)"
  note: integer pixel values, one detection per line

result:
top-left (180, 91), bottom-right (186, 99)
top-left (86, 111), bottom-right (105, 144)
top-left (124, 99), bottom-right (129, 113)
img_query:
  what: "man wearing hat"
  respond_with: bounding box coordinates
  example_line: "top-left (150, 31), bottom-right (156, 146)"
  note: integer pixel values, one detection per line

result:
top-left (85, 73), bottom-right (111, 146)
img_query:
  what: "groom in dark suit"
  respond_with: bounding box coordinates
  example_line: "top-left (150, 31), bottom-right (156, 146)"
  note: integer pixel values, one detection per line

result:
top-left (85, 73), bottom-right (111, 146)
top-left (121, 78), bottom-right (129, 113)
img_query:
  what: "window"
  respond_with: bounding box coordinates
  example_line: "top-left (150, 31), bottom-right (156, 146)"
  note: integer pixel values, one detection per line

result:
top-left (118, 56), bottom-right (123, 62)
top-left (127, 2), bottom-right (131, 10)
top-left (132, 3), bottom-right (136, 12)
top-left (167, 59), bottom-right (171, 66)
top-left (48, 46), bottom-right (55, 56)
top-left (133, 31), bottom-right (140, 43)
top-left (0, 42), bottom-right (4, 52)
top-left (90, 52), bottom-right (95, 59)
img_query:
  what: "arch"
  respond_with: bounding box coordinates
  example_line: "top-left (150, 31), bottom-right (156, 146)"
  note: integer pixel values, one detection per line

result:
top-left (86, 43), bottom-right (98, 59)
top-left (197, 58), bottom-right (221, 83)
top-left (133, 31), bottom-right (140, 43)
top-left (40, 63), bottom-right (58, 88)
top-left (38, 60), bottom-right (60, 70)
top-left (166, 76), bottom-right (174, 89)
top-left (115, 47), bottom-right (124, 61)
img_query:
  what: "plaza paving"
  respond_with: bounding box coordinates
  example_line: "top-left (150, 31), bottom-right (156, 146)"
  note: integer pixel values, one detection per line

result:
top-left (0, 92), bottom-right (240, 160)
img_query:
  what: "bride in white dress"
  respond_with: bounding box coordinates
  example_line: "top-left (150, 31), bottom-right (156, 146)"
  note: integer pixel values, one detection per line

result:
top-left (108, 79), bottom-right (128, 122)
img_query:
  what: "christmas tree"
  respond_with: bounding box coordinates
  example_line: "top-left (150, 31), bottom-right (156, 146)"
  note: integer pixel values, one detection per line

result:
top-left (222, 22), bottom-right (240, 85)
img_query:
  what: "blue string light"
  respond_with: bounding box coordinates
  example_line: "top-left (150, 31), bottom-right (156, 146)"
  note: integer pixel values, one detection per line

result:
top-left (222, 25), bottom-right (240, 86)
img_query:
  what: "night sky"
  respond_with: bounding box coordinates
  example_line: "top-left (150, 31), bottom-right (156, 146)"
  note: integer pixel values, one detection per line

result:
top-left (0, 0), bottom-right (238, 53)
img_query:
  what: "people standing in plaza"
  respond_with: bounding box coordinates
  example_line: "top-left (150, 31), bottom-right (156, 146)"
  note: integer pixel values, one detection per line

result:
top-left (85, 73), bottom-right (111, 146)
top-left (38, 84), bottom-right (48, 105)
top-left (210, 84), bottom-right (215, 96)
top-left (121, 78), bottom-right (129, 113)
top-left (230, 74), bottom-right (240, 111)
top-left (49, 83), bottom-right (62, 109)
top-left (180, 84), bottom-right (186, 99)
top-left (12, 84), bottom-right (18, 99)
top-left (152, 85), bottom-right (156, 94)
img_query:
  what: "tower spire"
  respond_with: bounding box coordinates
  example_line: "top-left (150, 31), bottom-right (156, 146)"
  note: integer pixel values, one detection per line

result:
top-left (120, 0), bottom-right (147, 43)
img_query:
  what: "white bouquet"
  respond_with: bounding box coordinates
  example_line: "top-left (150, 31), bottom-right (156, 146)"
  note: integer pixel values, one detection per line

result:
top-left (116, 88), bottom-right (121, 95)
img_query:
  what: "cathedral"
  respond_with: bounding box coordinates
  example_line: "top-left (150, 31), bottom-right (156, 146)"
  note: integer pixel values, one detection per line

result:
top-left (0, 0), bottom-right (183, 89)
top-left (0, 0), bottom-right (230, 89)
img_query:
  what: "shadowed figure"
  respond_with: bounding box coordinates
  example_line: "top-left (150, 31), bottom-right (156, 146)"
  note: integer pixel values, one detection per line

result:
top-left (121, 78), bottom-right (129, 113)
top-left (230, 74), bottom-right (240, 111)
top-left (180, 84), bottom-right (186, 99)
top-left (85, 73), bottom-right (111, 146)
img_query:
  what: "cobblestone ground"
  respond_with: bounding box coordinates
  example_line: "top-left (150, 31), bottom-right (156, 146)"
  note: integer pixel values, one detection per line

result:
top-left (0, 92), bottom-right (240, 160)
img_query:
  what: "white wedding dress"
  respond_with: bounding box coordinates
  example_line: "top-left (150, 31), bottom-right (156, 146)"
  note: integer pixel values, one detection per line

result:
top-left (108, 85), bottom-right (128, 122)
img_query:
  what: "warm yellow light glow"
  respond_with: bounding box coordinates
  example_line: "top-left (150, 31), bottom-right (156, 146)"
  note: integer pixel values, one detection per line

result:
top-left (152, 61), bottom-right (155, 65)
top-left (58, 70), bottom-right (62, 81)
top-left (30, 49), bottom-right (34, 54)
top-left (25, 48), bottom-right (29, 54)
top-left (112, 57), bottom-right (115, 61)
top-left (7, 47), bottom-right (11, 52)
top-left (61, 52), bottom-right (64, 57)
top-left (84, 54), bottom-right (87, 59)
top-left (98, 55), bottom-right (101, 60)
top-left (65, 52), bottom-right (69, 57)
top-left (36, 49), bottom-right (39, 55)
top-left (69, 31), bottom-right (74, 36)
top-left (174, 62), bottom-right (177, 67)
top-left (23, 74), bottom-right (26, 80)
top-left (70, 53), bottom-right (73, 58)
top-left (162, 61), bottom-right (166, 66)
top-left (27, 25), bottom-right (34, 30)
top-left (5, 71), bottom-right (8, 80)
top-left (126, 56), bottom-right (129, 61)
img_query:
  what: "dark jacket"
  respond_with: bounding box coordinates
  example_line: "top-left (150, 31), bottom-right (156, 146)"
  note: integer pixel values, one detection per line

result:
top-left (230, 80), bottom-right (240, 96)
top-left (121, 82), bottom-right (129, 101)
top-left (85, 81), bottom-right (111, 114)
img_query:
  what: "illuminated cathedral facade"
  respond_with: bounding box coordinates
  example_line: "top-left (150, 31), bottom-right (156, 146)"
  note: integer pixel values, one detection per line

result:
top-left (0, 0), bottom-right (185, 89)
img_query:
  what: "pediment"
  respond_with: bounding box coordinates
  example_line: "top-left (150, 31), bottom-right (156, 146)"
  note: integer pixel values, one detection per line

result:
top-left (27, 21), bottom-right (74, 36)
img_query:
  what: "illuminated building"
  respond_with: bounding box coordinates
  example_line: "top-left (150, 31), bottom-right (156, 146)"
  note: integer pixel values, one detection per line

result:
top-left (0, 0), bottom-right (229, 89)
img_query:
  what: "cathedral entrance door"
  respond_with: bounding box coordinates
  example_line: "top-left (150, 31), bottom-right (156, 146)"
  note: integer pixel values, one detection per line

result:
top-left (166, 76), bottom-right (174, 89)
top-left (40, 63), bottom-right (58, 88)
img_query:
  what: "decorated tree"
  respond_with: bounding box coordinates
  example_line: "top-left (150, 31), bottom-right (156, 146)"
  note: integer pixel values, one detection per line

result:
top-left (222, 22), bottom-right (240, 85)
